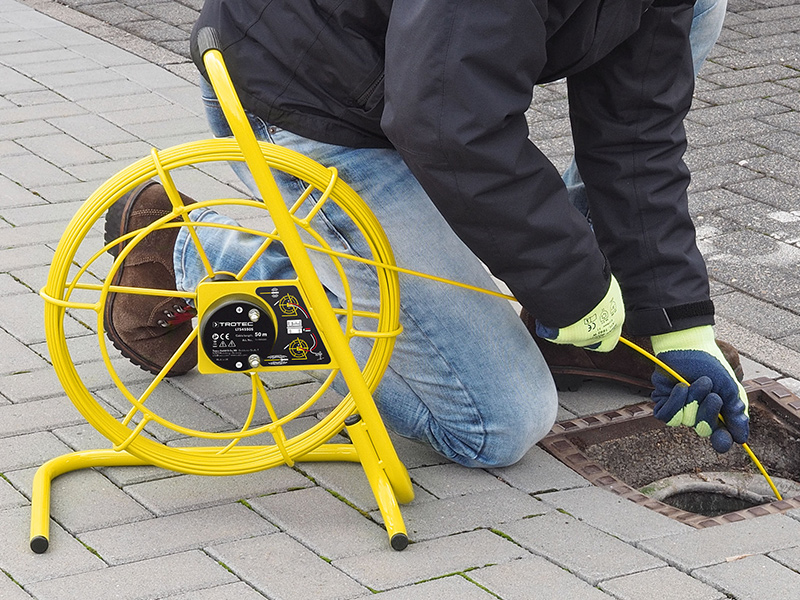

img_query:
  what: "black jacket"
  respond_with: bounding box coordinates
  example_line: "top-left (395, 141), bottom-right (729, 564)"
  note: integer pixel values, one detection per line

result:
top-left (191, 0), bottom-right (713, 336)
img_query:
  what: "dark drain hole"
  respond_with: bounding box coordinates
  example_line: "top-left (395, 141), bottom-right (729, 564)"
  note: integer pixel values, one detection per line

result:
top-left (661, 490), bottom-right (762, 517)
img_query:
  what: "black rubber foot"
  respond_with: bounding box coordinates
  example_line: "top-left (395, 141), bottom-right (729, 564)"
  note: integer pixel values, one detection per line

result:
top-left (30, 536), bottom-right (49, 554)
top-left (344, 414), bottom-right (362, 427)
top-left (390, 533), bottom-right (408, 551)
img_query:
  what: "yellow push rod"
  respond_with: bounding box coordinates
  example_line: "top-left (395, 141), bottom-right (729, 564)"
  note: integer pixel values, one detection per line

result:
top-left (618, 337), bottom-right (782, 501)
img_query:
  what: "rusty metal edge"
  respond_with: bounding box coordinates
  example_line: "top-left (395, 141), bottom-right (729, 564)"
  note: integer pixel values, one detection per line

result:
top-left (538, 378), bottom-right (800, 528)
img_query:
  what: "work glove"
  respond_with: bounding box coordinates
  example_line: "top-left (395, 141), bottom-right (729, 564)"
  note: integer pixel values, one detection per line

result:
top-left (651, 325), bottom-right (749, 453)
top-left (536, 275), bottom-right (624, 352)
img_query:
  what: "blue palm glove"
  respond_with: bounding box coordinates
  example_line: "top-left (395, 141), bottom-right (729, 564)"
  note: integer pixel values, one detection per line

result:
top-left (651, 325), bottom-right (749, 453)
top-left (536, 275), bottom-right (624, 352)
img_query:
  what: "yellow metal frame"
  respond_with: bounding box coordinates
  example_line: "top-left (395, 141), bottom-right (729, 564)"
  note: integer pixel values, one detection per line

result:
top-left (33, 47), bottom-right (413, 553)
top-left (32, 37), bottom-right (780, 555)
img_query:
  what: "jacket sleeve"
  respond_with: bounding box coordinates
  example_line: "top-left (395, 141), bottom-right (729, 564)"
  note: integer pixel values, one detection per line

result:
top-left (568, 0), bottom-right (715, 336)
top-left (381, 0), bottom-right (610, 328)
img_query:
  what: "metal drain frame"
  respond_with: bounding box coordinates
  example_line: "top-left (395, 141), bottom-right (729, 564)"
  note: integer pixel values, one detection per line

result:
top-left (539, 377), bottom-right (800, 528)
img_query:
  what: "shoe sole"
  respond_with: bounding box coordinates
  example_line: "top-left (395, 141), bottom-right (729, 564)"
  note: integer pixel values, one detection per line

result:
top-left (551, 363), bottom-right (745, 394)
top-left (550, 367), bottom-right (653, 394)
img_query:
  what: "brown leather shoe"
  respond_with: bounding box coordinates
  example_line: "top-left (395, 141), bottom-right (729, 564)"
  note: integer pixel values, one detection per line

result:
top-left (103, 181), bottom-right (197, 376)
top-left (520, 308), bottom-right (744, 393)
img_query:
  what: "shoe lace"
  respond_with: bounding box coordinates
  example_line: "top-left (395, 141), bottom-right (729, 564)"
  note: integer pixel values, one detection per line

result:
top-left (157, 303), bottom-right (197, 328)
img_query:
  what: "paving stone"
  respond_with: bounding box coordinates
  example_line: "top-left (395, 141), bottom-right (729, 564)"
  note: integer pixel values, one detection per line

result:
top-left (135, 2), bottom-right (198, 26)
top-left (0, 154), bottom-right (78, 188)
top-left (556, 379), bottom-right (649, 416)
top-left (706, 255), bottom-right (800, 307)
top-left (162, 581), bottom-right (270, 600)
top-left (79, 502), bottom-right (276, 564)
top-left (0, 506), bottom-right (105, 586)
top-left (769, 545), bottom-right (800, 571)
top-left (0, 356), bottom-right (153, 404)
top-left (497, 512), bottom-right (665, 586)
top-left (351, 575), bottom-right (497, 599)
top-left (744, 152), bottom-right (800, 186)
top-left (25, 550), bottom-right (238, 600)
top-left (78, 2), bottom-right (149, 26)
top-left (719, 200), bottom-right (800, 244)
top-left (298, 461), bottom-right (434, 514)
top-left (7, 466), bottom-right (153, 535)
top-left (537, 487), bottom-right (690, 543)
top-left (638, 513), bottom-right (800, 571)
top-left (470, 555), bottom-right (613, 600)
top-left (8, 89), bottom-right (73, 107)
top-left (694, 81), bottom-right (796, 106)
top-left (0, 101), bottom-right (87, 125)
top-left (0, 572), bottom-right (34, 600)
top-left (0, 291), bottom-right (85, 345)
top-left (776, 377), bottom-right (800, 396)
top-left (0, 431), bottom-right (74, 471)
top-left (599, 566), bottom-right (726, 600)
top-left (157, 368), bottom-right (252, 401)
top-left (714, 316), bottom-right (800, 380)
top-left (0, 64), bottom-right (44, 95)
top-left (332, 529), bottom-right (528, 591)
top-left (408, 463), bottom-right (509, 498)
top-left (689, 162), bottom-right (762, 192)
top-left (0, 396), bottom-right (85, 437)
top-left (373, 487), bottom-right (546, 542)
top-left (688, 98), bottom-right (789, 127)
top-left (486, 446), bottom-right (587, 494)
top-left (123, 467), bottom-right (313, 515)
top-left (64, 156), bottom-right (136, 182)
top-left (203, 381), bottom-right (344, 427)
top-left (1, 221), bottom-right (80, 248)
top-left (0, 119), bottom-right (61, 140)
top-left (687, 117), bottom-right (781, 148)
top-left (47, 113), bottom-right (136, 146)
top-left (248, 487), bottom-right (387, 560)
top-left (208, 533), bottom-right (368, 600)
top-left (0, 273), bottom-right (30, 296)
top-left (704, 63), bottom-right (799, 87)
top-left (121, 115), bottom-right (206, 141)
top-left (739, 355), bottom-right (782, 380)
top-left (113, 61), bottom-right (191, 89)
top-left (688, 187), bottom-right (750, 215)
top-left (714, 291), bottom-right (800, 339)
top-left (0, 245), bottom-right (55, 272)
top-left (0, 477), bottom-right (28, 510)
top-left (94, 139), bottom-right (154, 160)
top-left (0, 174), bottom-right (45, 208)
top-left (17, 133), bottom-right (107, 167)
top-left (726, 176), bottom-right (800, 212)
top-left (29, 179), bottom-right (107, 204)
top-left (693, 554), bottom-right (800, 600)
top-left (95, 379), bottom-right (234, 444)
top-left (684, 140), bottom-right (766, 172)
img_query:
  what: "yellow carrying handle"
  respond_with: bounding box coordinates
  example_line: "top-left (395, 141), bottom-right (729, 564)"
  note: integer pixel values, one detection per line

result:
top-left (618, 337), bottom-right (782, 501)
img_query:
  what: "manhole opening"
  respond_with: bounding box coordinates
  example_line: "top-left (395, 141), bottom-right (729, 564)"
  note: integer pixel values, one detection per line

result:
top-left (662, 490), bottom-right (760, 517)
top-left (540, 378), bottom-right (800, 527)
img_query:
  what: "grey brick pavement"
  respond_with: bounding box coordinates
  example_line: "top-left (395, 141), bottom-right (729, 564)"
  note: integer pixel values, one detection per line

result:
top-left (1, 0), bottom-right (799, 598)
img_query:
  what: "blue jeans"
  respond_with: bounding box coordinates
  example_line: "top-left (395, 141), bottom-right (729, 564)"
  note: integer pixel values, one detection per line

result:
top-left (564, 0), bottom-right (728, 216)
top-left (176, 78), bottom-right (558, 468)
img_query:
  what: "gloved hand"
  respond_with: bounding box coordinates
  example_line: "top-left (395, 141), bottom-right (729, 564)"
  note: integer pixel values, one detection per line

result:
top-left (535, 275), bottom-right (624, 352)
top-left (651, 325), bottom-right (749, 453)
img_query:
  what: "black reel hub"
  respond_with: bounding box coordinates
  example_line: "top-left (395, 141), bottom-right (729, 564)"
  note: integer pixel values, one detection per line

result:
top-left (199, 295), bottom-right (277, 371)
